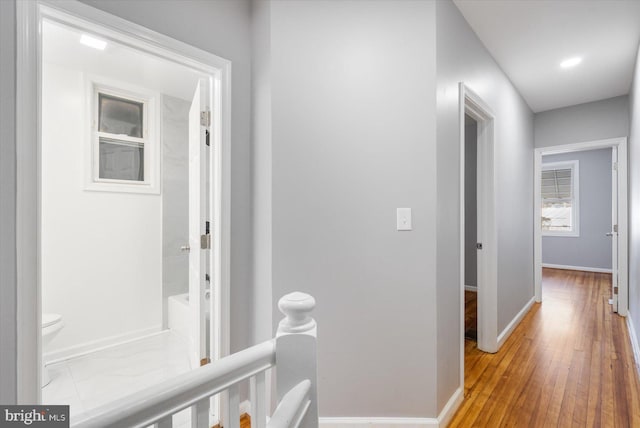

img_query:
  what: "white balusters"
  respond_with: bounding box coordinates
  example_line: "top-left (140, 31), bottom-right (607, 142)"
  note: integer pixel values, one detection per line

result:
top-left (70, 293), bottom-right (318, 428)
top-left (192, 398), bottom-right (209, 428)
top-left (250, 371), bottom-right (267, 428)
top-left (227, 384), bottom-right (240, 428)
top-left (274, 292), bottom-right (318, 428)
top-left (156, 416), bottom-right (172, 428)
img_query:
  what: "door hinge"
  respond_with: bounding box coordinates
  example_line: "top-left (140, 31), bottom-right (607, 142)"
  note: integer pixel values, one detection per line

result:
top-left (200, 234), bottom-right (211, 250)
top-left (613, 224), bottom-right (618, 233)
top-left (476, 243), bottom-right (483, 250)
top-left (614, 286), bottom-right (619, 295)
top-left (613, 162), bottom-right (618, 171)
top-left (200, 110), bottom-right (211, 127)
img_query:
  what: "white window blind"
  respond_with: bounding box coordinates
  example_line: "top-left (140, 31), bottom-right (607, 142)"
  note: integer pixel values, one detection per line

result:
top-left (541, 160), bottom-right (579, 236)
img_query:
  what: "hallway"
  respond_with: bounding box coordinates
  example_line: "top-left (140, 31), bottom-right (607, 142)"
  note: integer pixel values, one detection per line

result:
top-left (449, 268), bottom-right (640, 427)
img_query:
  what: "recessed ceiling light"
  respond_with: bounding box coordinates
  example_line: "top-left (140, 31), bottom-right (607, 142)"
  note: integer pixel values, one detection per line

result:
top-left (80, 34), bottom-right (107, 50)
top-left (560, 57), bottom-right (582, 69)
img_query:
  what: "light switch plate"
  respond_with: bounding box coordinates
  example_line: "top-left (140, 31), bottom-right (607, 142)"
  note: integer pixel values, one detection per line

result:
top-left (397, 208), bottom-right (412, 231)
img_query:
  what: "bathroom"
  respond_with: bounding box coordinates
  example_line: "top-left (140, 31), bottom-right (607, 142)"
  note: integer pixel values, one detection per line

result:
top-left (40, 18), bottom-right (217, 419)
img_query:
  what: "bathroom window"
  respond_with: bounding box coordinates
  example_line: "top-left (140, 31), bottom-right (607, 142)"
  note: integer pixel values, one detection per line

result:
top-left (87, 79), bottom-right (159, 194)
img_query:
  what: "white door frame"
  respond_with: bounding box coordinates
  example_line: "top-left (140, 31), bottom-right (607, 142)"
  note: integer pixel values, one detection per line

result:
top-left (534, 137), bottom-right (628, 315)
top-left (459, 83), bottom-right (499, 388)
top-left (16, 0), bottom-right (231, 404)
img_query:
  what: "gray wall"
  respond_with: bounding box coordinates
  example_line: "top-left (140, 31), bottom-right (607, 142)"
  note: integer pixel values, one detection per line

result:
top-left (465, 115), bottom-right (478, 287)
top-left (542, 149), bottom-right (613, 270)
top-left (0, 0), bottom-right (17, 405)
top-left (436, 0), bottom-right (535, 412)
top-left (251, 0), bottom-right (273, 344)
top-left (629, 43), bottom-right (640, 346)
top-left (542, 149), bottom-right (611, 269)
top-left (535, 95), bottom-right (629, 148)
top-left (267, 0), bottom-right (439, 417)
top-left (162, 95), bottom-right (191, 327)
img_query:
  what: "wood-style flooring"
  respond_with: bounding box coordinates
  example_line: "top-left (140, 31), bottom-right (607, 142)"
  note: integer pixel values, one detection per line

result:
top-left (449, 268), bottom-right (640, 427)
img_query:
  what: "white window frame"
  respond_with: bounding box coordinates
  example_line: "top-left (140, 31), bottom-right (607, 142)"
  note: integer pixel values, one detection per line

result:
top-left (85, 75), bottom-right (160, 194)
top-left (541, 160), bottom-right (580, 237)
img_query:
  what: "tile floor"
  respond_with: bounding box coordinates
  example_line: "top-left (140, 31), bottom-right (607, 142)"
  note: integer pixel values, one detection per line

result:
top-left (42, 331), bottom-right (194, 425)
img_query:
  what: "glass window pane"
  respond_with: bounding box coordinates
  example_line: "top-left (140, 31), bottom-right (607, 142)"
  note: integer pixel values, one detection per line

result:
top-left (99, 138), bottom-right (144, 181)
top-left (98, 94), bottom-right (143, 138)
top-left (542, 203), bottom-right (572, 231)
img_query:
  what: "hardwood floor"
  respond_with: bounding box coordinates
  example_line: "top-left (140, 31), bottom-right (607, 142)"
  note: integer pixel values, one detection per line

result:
top-left (465, 290), bottom-right (478, 341)
top-left (449, 268), bottom-right (640, 427)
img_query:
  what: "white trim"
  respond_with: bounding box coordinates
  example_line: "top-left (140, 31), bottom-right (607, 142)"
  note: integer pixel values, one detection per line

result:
top-left (320, 417), bottom-right (438, 428)
top-left (17, 0), bottom-right (232, 406)
top-left (460, 82), bottom-right (498, 364)
top-left (464, 285), bottom-right (477, 292)
top-left (85, 74), bottom-right (161, 194)
top-left (319, 388), bottom-right (462, 428)
top-left (437, 387), bottom-right (463, 428)
top-left (541, 160), bottom-right (580, 237)
top-left (497, 297), bottom-right (535, 349)
top-left (44, 326), bottom-right (162, 365)
top-left (16, 0), bottom-right (40, 404)
top-left (534, 137), bottom-right (628, 315)
top-left (542, 263), bottom-right (612, 274)
top-left (626, 314), bottom-right (640, 378)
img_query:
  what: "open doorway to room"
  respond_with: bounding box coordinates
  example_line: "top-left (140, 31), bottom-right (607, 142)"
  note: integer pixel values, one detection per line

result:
top-left (464, 114), bottom-right (478, 343)
top-left (39, 17), bottom-right (219, 421)
top-left (534, 138), bottom-right (628, 314)
top-left (459, 83), bottom-right (498, 394)
top-left (15, 1), bottom-right (231, 422)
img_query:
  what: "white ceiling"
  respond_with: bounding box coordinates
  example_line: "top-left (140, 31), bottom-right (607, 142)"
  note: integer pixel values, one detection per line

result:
top-left (453, 0), bottom-right (640, 113)
top-left (43, 20), bottom-right (206, 102)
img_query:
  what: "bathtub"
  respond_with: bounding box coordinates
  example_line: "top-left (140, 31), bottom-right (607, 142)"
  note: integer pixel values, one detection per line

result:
top-left (168, 290), bottom-right (211, 350)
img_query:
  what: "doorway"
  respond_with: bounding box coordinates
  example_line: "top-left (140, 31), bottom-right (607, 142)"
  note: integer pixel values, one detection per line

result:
top-left (459, 83), bottom-right (498, 392)
top-left (16, 1), bottom-right (231, 418)
top-left (534, 138), bottom-right (628, 314)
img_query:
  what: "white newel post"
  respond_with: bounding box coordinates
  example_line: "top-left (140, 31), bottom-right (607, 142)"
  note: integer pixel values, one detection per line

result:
top-left (276, 292), bottom-right (319, 428)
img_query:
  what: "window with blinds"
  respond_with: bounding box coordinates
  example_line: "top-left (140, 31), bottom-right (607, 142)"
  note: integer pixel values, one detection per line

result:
top-left (541, 160), bottom-right (579, 236)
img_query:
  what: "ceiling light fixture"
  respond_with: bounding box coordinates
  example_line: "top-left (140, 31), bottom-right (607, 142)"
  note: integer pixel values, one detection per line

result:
top-left (560, 57), bottom-right (582, 69)
top-left (80, 34), bottom-right (107, 50)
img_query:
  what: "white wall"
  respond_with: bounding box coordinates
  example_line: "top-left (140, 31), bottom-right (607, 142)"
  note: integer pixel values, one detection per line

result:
top-left (162, 95), bottom-right (191, 327)
top-left (41, 62), bottom-right (163, 356)
top-left (436, 0), bottom-right (535, 411)
top-left (542, 149), bottom-right (612, 270)
top-left (629, 43), bottom-right (640, 343)
top-left (534, 95), bottom-right (629, 149)
top-left (265, 0), bottom-right (439, 417)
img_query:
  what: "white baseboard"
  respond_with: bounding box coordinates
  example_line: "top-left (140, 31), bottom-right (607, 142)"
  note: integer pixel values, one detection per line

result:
top-left (437, 387), bottom-right (463, 427)
top-left (497, 297), bottom-right (535, 349)
top-left (320, 417), bottom-right (438, 428)
top-left (44, 325), bottom-right (163, 364)
top-left (464, 285), bottom-right (477, 292)
top-left (319, 388), bottom-right (462, 428)
top-left (542, 263), bottom-right (612, 274)
top-left (627, 313), bottom-right (640, 378)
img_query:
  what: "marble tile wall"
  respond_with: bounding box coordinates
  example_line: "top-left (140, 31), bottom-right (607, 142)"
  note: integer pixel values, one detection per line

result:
top-left (162, 94), bottom-right (191, 327)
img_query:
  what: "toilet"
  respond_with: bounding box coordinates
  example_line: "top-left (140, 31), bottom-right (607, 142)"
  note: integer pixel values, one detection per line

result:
top-left (41, 313), bottom-right (64, 387)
